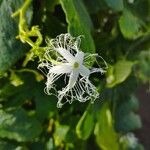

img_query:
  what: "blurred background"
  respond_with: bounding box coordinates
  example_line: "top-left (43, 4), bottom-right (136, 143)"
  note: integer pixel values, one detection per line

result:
top-left (136, 84), bottom-right (150, 150)
top-left (0, 0), bottom-right (150, 149)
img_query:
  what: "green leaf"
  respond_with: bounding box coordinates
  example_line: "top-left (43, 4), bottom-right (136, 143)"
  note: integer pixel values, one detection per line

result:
top-left (0, 72), bottom-right (57, 120)
top-left (83, 0), bottom-right (107, 14)
top-left (0, 108), bottom-right (42, 142)
top-left (9, 71), bottom-right (24, 87)
top-left (104, 0), bottom-right (123, 11)
top-left (46, 138), bottom-right (55, 150)
top-left (60, 0), bottom-right (95, 52)
top-left (28, 141), bottom-right (45, 150)
top-left (94, 102), bottom-right (119, 150)
top-left (106, 60), bottom-right (135, 88)
top-left (0, 140), bottom-right (17, 150)
top-left (54, 122), bottom-right (69, 146)
top-left (0, 140), bottom-right (28, 150)
top-left (119, 9), bottom-right (143, 39)
top-left (76, 105), bottom-right (95, 140)
top-left (117, 95), bottom-right (139, 115)
top-left (0, 0), bottom-right (32, 73)
top-left (116, 112), bottom-right (142, 132)
top-left (136, 50), bottom-right (150, 83)
top-left (115, 96), bottom-right (142, 132)
top-left (34, 83), bottom-right (57, 121)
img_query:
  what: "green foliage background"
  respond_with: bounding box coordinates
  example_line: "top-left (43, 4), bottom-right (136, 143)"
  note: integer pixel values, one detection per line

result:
top-left (0, 0), bottom-right (150, 149)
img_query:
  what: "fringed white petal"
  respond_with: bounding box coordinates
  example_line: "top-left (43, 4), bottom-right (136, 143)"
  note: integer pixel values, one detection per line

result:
top-left (75, 51), bottom-right (84, 64)
top-left (47, 33), bottom-right (81, 57)
top-left (38, 61), bottom-right (52, 76)
top-left (45, 73), bottom-right (59, 95)
top-left (50, 63), bottom-right (72, 74)
top-left (56, 77), bottom-right (99, 108)
top-left (90, 68), bottom-right (106, 74)
top-left (54, 48), bottom-right (75, 63)
top-left (68, 70), bottom-right (79, 89)
top-left (79, 65), bottom-right (90, 77)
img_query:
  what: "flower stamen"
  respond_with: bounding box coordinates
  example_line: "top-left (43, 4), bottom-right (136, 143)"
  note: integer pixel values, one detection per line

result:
top-left (73, 62), bottom-right (80, 69)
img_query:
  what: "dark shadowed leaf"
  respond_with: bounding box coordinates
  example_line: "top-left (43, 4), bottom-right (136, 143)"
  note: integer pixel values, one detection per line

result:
top-left (116, 112), bottom-right (142, 132)
top-left (0, 139), bottom-right (17, 150)
top-left (119, 9), bottom-right (143, 39)
top-left (0, 108), bottom-right (42, 142)
top-left (104, 0), bottom-right (123, 11)
top-left (115, 95), bottom-right (142, 132)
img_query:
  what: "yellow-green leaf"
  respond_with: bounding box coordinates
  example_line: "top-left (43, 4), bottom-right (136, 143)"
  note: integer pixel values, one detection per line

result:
top-left (106, 60), bottom-right (135, 88)
top-left (94, 102), bottom-right (119, 150)
top-left (76, 105), bottom-right (95, 140)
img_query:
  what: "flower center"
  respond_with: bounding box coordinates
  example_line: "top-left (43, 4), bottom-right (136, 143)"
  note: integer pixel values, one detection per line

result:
top-left (73, 62), bottom-right (80, 69)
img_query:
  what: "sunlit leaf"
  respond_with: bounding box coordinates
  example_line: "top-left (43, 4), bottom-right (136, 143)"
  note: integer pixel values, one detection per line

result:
top-left (106, 60), bottom-right (135, 88)
top-left (54, 122), bottom-right (69, 146)
top-left (9, 71), bottom-right (24, 87)
top-left (76, 105), bottom-right (95, 140)
top-left (94, 102), bottom-right (119, 150)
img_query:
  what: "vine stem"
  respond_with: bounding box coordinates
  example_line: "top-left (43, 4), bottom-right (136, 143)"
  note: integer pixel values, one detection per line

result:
top-left (11, 0), bottom-right (47, 65)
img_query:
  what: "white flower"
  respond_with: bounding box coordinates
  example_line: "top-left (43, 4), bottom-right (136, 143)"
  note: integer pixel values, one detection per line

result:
top-left (38, 33), bottom-right (108, 108)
